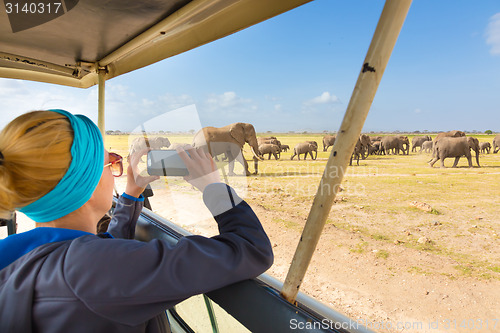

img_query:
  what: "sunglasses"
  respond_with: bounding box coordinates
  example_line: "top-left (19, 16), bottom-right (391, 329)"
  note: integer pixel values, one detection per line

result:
top-left (104, 152), bottom-right (123, 177)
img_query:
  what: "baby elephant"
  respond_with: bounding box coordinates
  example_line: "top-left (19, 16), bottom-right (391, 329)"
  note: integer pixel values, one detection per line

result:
top-left (280, 144), bottom-right (290, 152)
top-left (258, 143), bottom-right (281, 160)
top-left (421, 141), bottom-right (433, 153)
top-left (291, 142), bottom-right (317, 160)
top-left (480, 142), bottom-right (491, 154)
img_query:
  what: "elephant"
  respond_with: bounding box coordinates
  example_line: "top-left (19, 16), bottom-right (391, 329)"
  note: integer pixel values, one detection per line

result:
top-left (258, 137), bottom-right (281, 149)
top-left (421, 140), bottom-right (433, 153)
top-left (400, 136), bottom-right (410, 154)
top-left (359, 134), bottom-right (372, 159)
top-left (129, 136), bottom-right (171, 157)
top-left (322, 135), bottom-right (336, 152)
top-left (480, 142), bottom-right (491, 154)
top-left (369, 141), bottom-right (381, 155)
top-left (412, 135), bottom-right (432, 152)
top-left (307, 141), bottom-right (318, 150)
top-left (349, 139), bottom-right (363, 166)
top-left (380, 136), bottom-right (408, 155)
top-left (434, 130), bottom-right (466, 142)
top-left (370, 136), bottom-right (382, 142)
top-left (168, 142), bottom-right (192, 150)
top-left (280, 144), bottom-right (290, 152)
top-left (291, 142), bottom-right (317, 160)
top-left (192, 122), bottom-right (263, 176)
top-left (431, 130), bottom-right (466, 160)
top-left (429, 136), bottom-right (480, 168)
top-left (258, 136), bottom-right (277, 141)
top-left (346, 134), bottom-right (372, 165)
top-left (493, 134), bottom-right (500, 153)
top-left (258, 143), bottom-right (281, 160)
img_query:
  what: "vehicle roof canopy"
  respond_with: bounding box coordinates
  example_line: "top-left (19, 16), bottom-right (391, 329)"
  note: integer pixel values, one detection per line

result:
top-left (0, 0), bottom-right (311, 88)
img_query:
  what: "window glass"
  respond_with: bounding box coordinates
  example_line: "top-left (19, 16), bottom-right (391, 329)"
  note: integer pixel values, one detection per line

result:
top-left (174, 295), bottom-right (214, 332)
top-left (209, 300), bottom-right (251, 333)
top-left (173, 294), bottom-right (251, 333)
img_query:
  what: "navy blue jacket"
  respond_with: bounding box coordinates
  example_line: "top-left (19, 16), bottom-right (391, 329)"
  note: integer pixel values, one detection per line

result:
top-left (0, 183), bottom-right (273, 332)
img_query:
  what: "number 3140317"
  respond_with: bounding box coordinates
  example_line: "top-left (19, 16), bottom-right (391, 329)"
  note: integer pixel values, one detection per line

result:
top-left (5, 2), bottom-right (62, 14)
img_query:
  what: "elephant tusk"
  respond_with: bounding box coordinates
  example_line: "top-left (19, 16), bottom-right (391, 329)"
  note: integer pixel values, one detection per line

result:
top-left (251, 146), bottom-right (264, 161)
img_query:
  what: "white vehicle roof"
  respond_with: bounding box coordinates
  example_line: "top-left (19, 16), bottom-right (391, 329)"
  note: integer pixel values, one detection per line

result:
top-left (0, 0), bottom-right (311, 88)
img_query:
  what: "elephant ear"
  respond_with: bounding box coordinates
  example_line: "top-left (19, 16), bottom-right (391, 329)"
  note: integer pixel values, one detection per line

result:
top-left (162, 137), bottom-right (171, 147)
top-left (229, 123), bottom-right (246, 147)
top-left (469, 137), bottom-right (480, 151)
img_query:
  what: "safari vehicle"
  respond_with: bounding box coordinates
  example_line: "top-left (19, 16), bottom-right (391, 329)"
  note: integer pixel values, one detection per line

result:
top-left (0, 0), bottom-right (412, 331)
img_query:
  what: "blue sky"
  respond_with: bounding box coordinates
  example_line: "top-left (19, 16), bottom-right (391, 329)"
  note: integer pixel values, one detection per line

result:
top-left (1, 0), bottom-right (499, 133)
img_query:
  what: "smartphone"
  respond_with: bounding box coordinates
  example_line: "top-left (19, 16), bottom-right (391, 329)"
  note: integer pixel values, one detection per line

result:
top-left (147, 150), bottom-right (189, 176)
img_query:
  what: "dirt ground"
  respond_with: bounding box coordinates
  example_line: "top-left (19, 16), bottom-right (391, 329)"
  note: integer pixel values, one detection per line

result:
top-left (250, 202), bottom-right (500, 333)
top-left (136, 173), bottom-right (499, 333)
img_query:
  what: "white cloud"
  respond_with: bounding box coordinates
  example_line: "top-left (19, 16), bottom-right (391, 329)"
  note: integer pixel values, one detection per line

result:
top-left (486, 13), bottom-right (500, 55)
top-left (133, 104), bottom-right (202, 133)
top-left (205, 91), bottom-right (253, 112)
top-left (158, 93), bottom-right (195, 111)
top-left (274, 104), bottom-right (282, 111)
top-left (265, 95), bottom-right (280, 102)
top-left (0, 79), bottom-right (97, 128)
top-left (0, 79), bottom-right (201, 131)
top-left (304, 91), bottom-right (340, 105)
top-left (414, 108), bottom-right (422, 114)
top-left (105, 89), bottom-right (196, 130)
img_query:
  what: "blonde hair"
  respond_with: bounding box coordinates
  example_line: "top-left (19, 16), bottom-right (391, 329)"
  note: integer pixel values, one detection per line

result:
top-left (0, 111), bottom-right (73, 219)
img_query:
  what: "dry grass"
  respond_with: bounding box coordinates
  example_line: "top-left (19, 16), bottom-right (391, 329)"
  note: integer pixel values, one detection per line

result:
top-left (107, 133), bottom-right (500, 281)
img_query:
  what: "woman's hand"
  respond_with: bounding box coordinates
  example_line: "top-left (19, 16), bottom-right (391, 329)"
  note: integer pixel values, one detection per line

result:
top-left (177, 147), bottom-right (221, 192)
top-left (125, 149), bottom-right (160, 198)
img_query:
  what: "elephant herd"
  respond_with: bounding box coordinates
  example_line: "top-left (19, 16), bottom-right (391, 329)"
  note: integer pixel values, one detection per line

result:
top-left (323, 134), bottom-right (405, 165)
top-left (129, 123), bottom-right (262, 176)
top-left (322, 130), bottom-right (500, 168)
top-left (257, 137), bottom-right (318, 161)
top-left (128, 123), bottom-right (323, 177)
top-left (129, 123), bottom-right (500, 176)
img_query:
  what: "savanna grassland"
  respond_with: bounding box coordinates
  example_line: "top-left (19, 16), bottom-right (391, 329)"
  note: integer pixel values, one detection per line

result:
top-left (106, 133), bottom-right (500, 332)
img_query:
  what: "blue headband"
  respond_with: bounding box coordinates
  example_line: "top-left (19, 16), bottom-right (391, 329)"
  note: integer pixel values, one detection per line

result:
top-left (19, 109), bottom-right (104, 222)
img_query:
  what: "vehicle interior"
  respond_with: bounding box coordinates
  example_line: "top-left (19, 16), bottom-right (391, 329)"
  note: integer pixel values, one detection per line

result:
top-left (1, 0), bottom-right (414, 331)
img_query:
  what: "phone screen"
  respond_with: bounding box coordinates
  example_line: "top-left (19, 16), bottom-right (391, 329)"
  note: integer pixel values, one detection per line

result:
top-left (147, 150), bottom-right (189, 176)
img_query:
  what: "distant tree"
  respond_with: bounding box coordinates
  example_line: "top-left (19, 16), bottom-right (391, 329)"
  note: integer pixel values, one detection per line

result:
top-left (266, 130), bottom-right (272, 133)
top-left (188, 129), bottom-right (195, 134)
top-left (302, 131), bottom-right (308, 134)
top-left (485, 130), bottom-right (493, 134)
top-left (413, 130), bottom-right (421, 134)
top-left (288, 131), bottom-right (295, 134)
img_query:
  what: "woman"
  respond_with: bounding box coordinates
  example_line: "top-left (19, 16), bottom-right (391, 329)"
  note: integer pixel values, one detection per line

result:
top-left (0, 110), bottom-right (273, 332)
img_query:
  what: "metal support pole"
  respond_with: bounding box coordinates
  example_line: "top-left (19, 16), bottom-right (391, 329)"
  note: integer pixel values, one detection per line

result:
top-left (98, 68), bottom-right (106, 140)
top-left (7, 213), bottom-right (16, 235)
top-left (280, 0), bottom-right (412, 303)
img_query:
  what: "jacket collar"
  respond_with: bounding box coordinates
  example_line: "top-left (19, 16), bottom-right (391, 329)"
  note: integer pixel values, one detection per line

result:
top-left (0, 228), bottom-right (92, 271)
